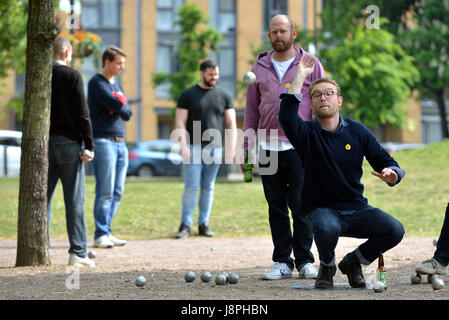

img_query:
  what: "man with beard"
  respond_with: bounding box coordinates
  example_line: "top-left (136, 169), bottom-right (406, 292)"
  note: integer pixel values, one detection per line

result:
top-left (174, 59), bottom-right (237, 239)
top-left (242, 14), bottom-right (324, 280)
top-left (278, 55), bottom-right (405, 288)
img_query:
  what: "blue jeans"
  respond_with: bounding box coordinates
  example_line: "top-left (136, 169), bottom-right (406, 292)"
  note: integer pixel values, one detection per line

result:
top-left (92, 138), bottom-right (128, 240)
top-left (47, 135), bottom-right (87, 257)
top-left (259, 149), bottom-right (314, 269)
top-left (309, 206), bottom-right (405, 266)
top-left (181, 145), bottom-right (222, 227)
top-left (434, 203), bottom-right (449, 266)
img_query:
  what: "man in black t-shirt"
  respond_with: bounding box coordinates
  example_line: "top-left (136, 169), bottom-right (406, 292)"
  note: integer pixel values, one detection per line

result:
top-left (174, 59), bottom-right (237, 239)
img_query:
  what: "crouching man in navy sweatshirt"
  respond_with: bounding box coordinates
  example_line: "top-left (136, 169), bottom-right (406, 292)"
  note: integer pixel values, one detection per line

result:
top-left (278, 55), bottom-right (406, 289)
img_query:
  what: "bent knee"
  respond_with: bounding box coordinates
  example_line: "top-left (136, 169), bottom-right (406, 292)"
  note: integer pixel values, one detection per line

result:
top-left (387, 219), bottom-right (405, 244)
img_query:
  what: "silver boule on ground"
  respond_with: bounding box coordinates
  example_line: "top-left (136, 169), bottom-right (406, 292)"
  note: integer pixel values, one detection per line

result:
top-left (431, 277), bottom-right (445, 290)
top-left (184, 271), bottom-right (196, 282)
top-left (215, 274), bottom-right (227, 285)
top-left (200, 271), bottom-right (211, 283)
top-left (135, 276), bottom-right (146, 287)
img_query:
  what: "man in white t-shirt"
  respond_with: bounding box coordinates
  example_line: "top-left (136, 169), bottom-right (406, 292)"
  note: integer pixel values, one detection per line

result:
top-left (242, 14), bottom-right (325, 280)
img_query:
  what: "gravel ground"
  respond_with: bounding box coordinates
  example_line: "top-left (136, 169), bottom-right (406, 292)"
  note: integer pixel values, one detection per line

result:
top-left (1, 236), bottom-right (448, 302)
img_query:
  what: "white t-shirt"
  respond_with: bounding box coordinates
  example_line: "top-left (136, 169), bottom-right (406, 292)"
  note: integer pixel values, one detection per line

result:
top-left (271, 55), bottom-right (295, 81)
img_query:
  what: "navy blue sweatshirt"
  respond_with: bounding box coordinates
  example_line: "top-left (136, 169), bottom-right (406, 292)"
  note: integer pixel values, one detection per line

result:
top-left (278, 93), bottom-right (405, 215)
top-left (87, 73), bottom-right (133, 138)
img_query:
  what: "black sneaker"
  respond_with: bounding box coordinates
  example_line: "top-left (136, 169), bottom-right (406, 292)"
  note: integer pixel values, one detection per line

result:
top-left (338, 252), bottom-right (367, 288)
top-left (198, 224), bottom-right (215, 237)
top-left (175, 224), bottom-right (191, 239)
top-left (315, 264), bottom-right (336, 288)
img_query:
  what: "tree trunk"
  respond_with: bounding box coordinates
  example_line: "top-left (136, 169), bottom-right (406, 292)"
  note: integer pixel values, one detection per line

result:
top-left (16, 0), bottom-right (59, 267)
top-left (434, 88), bottom-right (449, 139)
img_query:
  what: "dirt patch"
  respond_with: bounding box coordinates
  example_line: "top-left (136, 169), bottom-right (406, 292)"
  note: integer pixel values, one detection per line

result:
top-left (0, 237), bottom-right (448, 301)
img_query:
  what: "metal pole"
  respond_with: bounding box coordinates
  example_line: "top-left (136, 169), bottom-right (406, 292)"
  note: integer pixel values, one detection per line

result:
top-left (3, 146), bottom-right (8, 177)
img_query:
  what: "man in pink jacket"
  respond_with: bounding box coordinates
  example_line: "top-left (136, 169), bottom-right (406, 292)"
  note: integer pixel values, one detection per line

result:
top-left (242, 14), bottom-right (325, 280)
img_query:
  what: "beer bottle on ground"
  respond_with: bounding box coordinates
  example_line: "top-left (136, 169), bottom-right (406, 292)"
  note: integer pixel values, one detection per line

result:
top-left (377, 253), bottom-right (387, 289)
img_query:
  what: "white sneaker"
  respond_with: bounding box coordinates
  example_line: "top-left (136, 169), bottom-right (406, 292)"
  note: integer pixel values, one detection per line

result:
top-left (109, 234), bottom-right (127, 246)
top-left (298, 263), bottom-right (318, 279)
top-left (68, 253), bottom-right (95, 268)
top-left (262, 262), bottom-right (293, 280)
top-left (93, 235), bottom-right (114, 248)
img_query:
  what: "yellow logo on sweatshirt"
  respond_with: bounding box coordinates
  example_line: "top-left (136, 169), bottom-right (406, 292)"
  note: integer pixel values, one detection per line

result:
top-left (285, 83), bottom-right (291, 88)
top-left (345, 144), bottom-right (351, 150)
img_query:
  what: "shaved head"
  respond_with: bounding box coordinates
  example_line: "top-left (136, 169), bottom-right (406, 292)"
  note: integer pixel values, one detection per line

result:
top-left (54, 36), bottom-right (72, 57)
top-left (269, 14), bottom-right (294, 32)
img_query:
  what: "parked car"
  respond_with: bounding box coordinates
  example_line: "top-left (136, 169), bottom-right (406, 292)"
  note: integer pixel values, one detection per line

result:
top-left (0, 130), bottom-right (22, 177)
top-left (127, 139), bottom-right (183, 177)
top-left (381, 142), bottom-right (426, 154)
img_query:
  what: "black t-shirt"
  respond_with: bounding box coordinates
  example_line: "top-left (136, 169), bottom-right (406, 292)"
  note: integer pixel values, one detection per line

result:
top-left (177, 84), bottom-right (234, 146)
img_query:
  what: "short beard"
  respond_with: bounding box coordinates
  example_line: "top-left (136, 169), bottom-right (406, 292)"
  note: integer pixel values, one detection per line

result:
top-left (271, 37), bottom-right (294, 53)
top-left (315, 108), bottom-right (338, 119)
top-left (203, 77), bottom-right (216, 88)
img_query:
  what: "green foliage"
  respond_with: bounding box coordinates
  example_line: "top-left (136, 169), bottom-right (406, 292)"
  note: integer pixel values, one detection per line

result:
top-left (152, 3), bottom-right (223, 108)
top-left (323, 25), bottom-right (419, 127)
top-left (319, 0), bottom-right (416, 40)
top-left (398, 0), bottom-right (449, 95)
top-left (0, 1), bottom-right (27, 78)
top-left (7, 95), bottom-right (24, 121)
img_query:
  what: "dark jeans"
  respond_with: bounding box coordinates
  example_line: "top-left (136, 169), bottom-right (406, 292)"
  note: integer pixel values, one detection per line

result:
top-left (309, 206), bottom-right (404, 265)
top-left (259, 149), bottom-right (314, 268)
top-left (434, 203), bottom-right (449, 266)
top-left (47, 135), bottom-right (88, 258)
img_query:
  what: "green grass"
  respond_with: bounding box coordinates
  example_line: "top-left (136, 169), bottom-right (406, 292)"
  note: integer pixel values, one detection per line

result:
top-left (1, 139), bottom-right (448, 240)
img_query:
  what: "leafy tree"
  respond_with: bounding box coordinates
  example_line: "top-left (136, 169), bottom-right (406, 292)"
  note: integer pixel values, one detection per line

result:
top-left (0, 1), bottom-right (27, 122)
top-left (0, 1), bottom-right (28, 78)
top-left (399, 0), bottom-right (449, 138)
top-left (320, 0), bottom-right (417, 41)
top-left (16, 0), bottom-right (59, 267)
top-left (1, 1), bottom-right (99, 121)
top-left (323, 25), bottom-right (419, 128)
top-left (320, 0), bottom-right (449, 139)
top-left (152, 3), bottom-right (223, 112)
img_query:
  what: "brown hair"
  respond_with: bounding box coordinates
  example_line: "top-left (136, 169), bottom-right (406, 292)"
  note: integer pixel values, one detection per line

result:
top-left (102, 45), bottom-right (127, 67)
top-left (309, 77), bottom-right (341, 99)
top-left (199, 59), bottom-right (218, 71)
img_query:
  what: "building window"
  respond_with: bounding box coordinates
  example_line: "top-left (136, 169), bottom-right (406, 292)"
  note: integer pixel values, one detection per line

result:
top-left (158, 119), bottom-right (174, 139)
top-left (156, 0), bottom-right (184, 99)
top-left (81, 0), bottom-right (122, 86)
top-left (210, 0), bottom-right (236, 99)
top-left (264, 0), bottom-right (288, 33)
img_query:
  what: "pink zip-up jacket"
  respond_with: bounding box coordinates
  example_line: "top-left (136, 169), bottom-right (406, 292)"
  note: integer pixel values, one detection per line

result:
top-left (243, 45), bottom-right (325, 150)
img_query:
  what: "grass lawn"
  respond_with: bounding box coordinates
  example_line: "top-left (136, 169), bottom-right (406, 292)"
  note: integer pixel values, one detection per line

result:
top-left (1, 139), bottom-right (448, 240)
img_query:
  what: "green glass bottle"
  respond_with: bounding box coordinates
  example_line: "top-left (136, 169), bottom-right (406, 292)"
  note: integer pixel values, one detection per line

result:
top-left (244, 150), bottom-right (253, 183)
